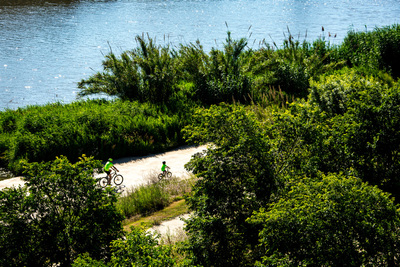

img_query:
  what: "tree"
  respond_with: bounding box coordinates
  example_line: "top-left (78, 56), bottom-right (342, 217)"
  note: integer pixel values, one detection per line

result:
top-left (248, 173), bottom-right (400, 266)
top-left (183, 104), bottom-right (278, 266)
top-left (305, 70), bottom-right (400, 200)
top-left (73, 227), bottom-right (175, 267)
top-left (0, 155), bottom-right (124, 267)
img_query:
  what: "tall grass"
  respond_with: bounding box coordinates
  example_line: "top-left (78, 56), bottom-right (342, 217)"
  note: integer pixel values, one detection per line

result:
top-left (73, 26), bottom-right (400, 106)
top-left (116, 175), bottom-right (196, 219)
top-left (0, 99), bottom-right (187, 174)
top-left (117, 182), bottom-right (170, 218)
top-left (339, 24), bottom-right (400, 78)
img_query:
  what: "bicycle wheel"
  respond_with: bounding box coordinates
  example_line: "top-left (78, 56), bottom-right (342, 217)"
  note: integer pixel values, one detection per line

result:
top-left (99, 177), bottom-right (108, 188)
top-left (158, 173), bottom-right (164, 181)
top-left (114, 174), bottom-right (123, 185)
top-left (166, 171), bottom-right (172, 178)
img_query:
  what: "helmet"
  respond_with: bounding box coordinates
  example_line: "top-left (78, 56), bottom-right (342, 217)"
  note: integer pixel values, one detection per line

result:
top-left (108, 158), bottom-right (113, 162)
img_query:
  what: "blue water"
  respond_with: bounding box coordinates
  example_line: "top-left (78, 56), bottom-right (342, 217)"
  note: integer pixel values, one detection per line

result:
top-left (1, 0), bottom-right (399, 110)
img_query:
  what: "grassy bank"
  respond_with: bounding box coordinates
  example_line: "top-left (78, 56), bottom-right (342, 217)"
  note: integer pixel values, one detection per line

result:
top-left (0, 99), bottom-right (191, 174)
top-left (116, 175), bottom-right (196, 231)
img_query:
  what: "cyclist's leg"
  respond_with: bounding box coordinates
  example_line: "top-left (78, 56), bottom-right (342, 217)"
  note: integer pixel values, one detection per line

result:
top-left (106, 170), bottom-right (111, 185)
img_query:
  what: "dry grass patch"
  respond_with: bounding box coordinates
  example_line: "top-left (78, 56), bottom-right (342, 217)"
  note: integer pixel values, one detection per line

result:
top-left (123, 199), bottom-right (189, 231)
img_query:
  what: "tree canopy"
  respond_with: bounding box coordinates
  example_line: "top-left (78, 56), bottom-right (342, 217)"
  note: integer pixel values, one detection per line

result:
top-left (249, 173), bottom-right (400, 266)
top-left (0, 155), bottom-right (124, 267)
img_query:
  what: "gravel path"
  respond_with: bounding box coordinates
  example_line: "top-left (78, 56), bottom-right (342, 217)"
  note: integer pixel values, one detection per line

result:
top-left (0, 145), bottom-right (207, 191)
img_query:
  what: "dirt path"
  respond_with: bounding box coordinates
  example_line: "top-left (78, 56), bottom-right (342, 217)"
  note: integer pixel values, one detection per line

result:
top-left (0, 145), bottom-right (208, 191)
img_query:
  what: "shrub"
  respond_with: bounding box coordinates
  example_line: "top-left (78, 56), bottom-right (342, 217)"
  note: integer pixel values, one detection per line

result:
top-left (249, 173), bottom-right (400, 266)
top-left (183, 104), bottom-right (277, 266)
top-left (78, 35), bottom-right (177, 104)
top-left (249, 32), bottom-right (343, 99)
top-left (0, 155), bottom-right (124, 266)
top-left (73, 228), bottom-right (175, 267)
top-left (287, 70), bottom-right (400, 200)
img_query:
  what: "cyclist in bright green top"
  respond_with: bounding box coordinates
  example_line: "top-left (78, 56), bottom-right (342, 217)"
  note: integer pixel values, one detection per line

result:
top-left (104, 158), bottom-right (119, 185)
top-left (161, 161), bottom-right (169, 175)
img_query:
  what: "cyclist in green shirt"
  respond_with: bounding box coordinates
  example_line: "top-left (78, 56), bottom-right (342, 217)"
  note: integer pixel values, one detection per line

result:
top-left (104, 158), bottom-right (119, 185)
top-left (161, 161), bottom-right (169, 175)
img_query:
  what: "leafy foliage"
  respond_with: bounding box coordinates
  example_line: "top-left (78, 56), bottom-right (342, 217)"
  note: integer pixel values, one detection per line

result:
top-left (249, 173), bottom-right (400, 266)
top-left (78, 35), bottom-right (177, 104)
top-left (183, 104), bottom-right (278, 266)
top-left (73, 228), bottom-right (175, 267)
top-left (0, 99), bottom-right (185, 174)
top-left (248, 32), bottom-right (343, 99)
top-left (0, 155), bottom-right (124, 267)
top-left (303, 70), bottom-right (400, 199)
top-left (339, 24), bottom-right (400, 78)
top-left (203, 32), bottom-right (252, 104)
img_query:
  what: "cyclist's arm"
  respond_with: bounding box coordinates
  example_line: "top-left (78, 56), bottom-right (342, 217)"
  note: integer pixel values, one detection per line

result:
top-left (112, 165), bottom-right (119, 172)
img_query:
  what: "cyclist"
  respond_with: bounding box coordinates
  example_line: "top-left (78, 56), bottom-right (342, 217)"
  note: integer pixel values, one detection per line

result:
top-left (104, 158), bottom-right (119, 185)
top-left (161, 161), bottom-right (169, 175)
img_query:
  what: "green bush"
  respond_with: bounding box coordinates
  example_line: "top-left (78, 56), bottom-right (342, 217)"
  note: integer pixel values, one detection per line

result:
top-left (282, 70), bottom-right (400, 200)
top-left (73, 228), bottom-right (175, 267)
top-left (203, 32), bottom-right (252, 104)
top-left (183, 104), bottom-right (277, 266)
top-left (249, 173), bottom-right (400, 266)
top-left (78, 35), bottom-right (177, 104)
top-left (0, 110), bottom-right (18, 133)
top-left (248, 32), bottom-right (343, 99)
top-left (0, 155), bottom-right (124, 266)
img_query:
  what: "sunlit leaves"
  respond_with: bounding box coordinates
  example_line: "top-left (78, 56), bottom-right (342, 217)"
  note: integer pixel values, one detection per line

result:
top-left (183, 104), bottom-right (276, 266)
top-left (249, 173), bottom-right (400, 266)
top-left (0, 156), bottom-right (124, 266)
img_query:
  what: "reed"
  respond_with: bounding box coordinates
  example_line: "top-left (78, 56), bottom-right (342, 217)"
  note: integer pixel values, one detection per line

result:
top-left (117, 182), bottom-right (170, 218)
top-left (339, 24), bottom-right (400, 78)
top-left (0, 99), bottom-right (186, 174)
top-left (116, 174), bottom-right (197, 219)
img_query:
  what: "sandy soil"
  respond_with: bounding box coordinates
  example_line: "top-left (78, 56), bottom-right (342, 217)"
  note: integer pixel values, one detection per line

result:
top-left (148, 213), bottom-right (191, 238)
top-left (0, 145), bottom-right (208, 191)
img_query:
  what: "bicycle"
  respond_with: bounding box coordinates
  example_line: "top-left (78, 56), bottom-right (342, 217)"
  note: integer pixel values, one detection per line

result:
top-left (99, 170), bottom-right (124, 188)
top-left (158, 167), bottom-right (172, 181)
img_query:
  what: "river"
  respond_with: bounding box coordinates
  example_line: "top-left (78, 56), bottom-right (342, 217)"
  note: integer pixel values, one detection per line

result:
top-left (1, 0), bottom-right (399, 110)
